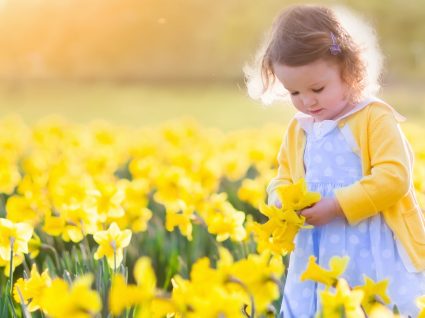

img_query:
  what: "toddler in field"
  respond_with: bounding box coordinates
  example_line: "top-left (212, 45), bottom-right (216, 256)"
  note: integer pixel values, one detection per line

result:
top-left (246, 4), bottom-right (425, 317)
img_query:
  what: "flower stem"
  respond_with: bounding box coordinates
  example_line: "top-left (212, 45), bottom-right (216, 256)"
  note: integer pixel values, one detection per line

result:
top-left (227, 276), bottom-right (255, 318)
top-left (114, 249), bottom-right (117, 274)
top-left (9, 238), bottom-right (15, 295)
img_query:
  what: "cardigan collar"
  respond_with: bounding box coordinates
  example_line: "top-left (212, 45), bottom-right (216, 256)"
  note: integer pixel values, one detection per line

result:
top-left (294, 96), bottom-right (406, 135)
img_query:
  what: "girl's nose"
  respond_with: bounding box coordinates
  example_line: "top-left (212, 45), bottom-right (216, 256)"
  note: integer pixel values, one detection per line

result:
top-left (301, 94), bottom-right (316, 108)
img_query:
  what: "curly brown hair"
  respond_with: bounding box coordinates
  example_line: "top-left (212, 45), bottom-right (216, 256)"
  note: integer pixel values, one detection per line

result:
top-left (257, 5), bottom-right (368, 103)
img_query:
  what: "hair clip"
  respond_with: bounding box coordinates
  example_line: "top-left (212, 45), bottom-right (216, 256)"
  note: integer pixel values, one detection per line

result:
top-left (329, 32), bottom-right (342, 55)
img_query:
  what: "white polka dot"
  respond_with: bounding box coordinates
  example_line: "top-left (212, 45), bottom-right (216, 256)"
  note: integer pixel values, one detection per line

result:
top-left (349, 235), bottom-right (360, 245)
top-left (324, 167), bottom-right (333, 177)
top-left (302, 288), bottom-right (312, 298)
top-left (330, 234), bottom-right (340, 244)
top-left (335, 155), bottom-right (345, 165)
top-left (382, 249), bottom-right (392, 259)
top-left (360, 249), bottom-right (370, 258)
top-left (297, 248), bottom-right (304, 256)
top-left (324, 142), bottom-right (333, 151)
top-left (291, 300), bottom-right (299, 309)
top-left (398, 286), bottom-right (408, 295)
top-left (314, 155), bottom-right (323, 163)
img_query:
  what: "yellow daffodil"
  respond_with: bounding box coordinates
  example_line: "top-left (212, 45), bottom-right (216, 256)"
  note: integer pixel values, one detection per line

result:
top-left (237, 178), bottom-right (267, 208)
top-left (275, 178), bottom-right (321, 211)
top-left (369, 303), bottom-right (401, 318)
top-left (153, 166), bottom-right (192, 206)
top-left (0, 253), bottom-right (24, 276)
top-left (222, 251), bottom-right (285, 314)
top-left (0, 115), bottom-right (30, 162)
top-left (0, 158), bottom-right (21, 195)
top-left (165, 200), bottom-right (195, 240)
top-left (0, 218), bottom-right (33, 261)
top-left (301, 255), bottom-right (349, 287)
top-left (43, 214), bottom-right (66, 237)
top-left (134, 257), bottom-right (157, 297)
top-left (116, 179), bottom-right (152, 233)
top-left (219, 145), bottom-right (250, 181)
top-left (417, 295), bottom-right (425, 318)
top-left (354, 276), bottom-right (391, 313)
top-left (39, 274), bottom-right (101, 318)
top-left (93, 222), bottom-right (132, 268)
top-left (43, 204), bottom-right (98, 243)
top-left (6, 194), bottom-right (47, 226)
top-left (109, 257), bottom-right (158, 316)
top-left (203, 193), bottom-right (246, 242)
top-left (254, 203), bottom-right (311, 255)
top-left (109, 274), bottom-right (145, 315)
top-left (28, 233), bottom-right (42, 259)
top-left (171, 263), bottom-right (244, 318)
top-left (319, 278), bottom-right (365, 318)
top-left (93, 181), bottom-right (125, 223)
top-left (13, 264), bottom-right (52, 312)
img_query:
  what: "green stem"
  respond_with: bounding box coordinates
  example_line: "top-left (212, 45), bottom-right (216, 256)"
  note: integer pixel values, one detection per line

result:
top-left (114, 249), bottom-right (117, 274)
top-left (9, 238), bottom-right (15, 295)
top-left (41, 243), bottom-right (61, 271)
top-left (226, 276), bottom-right (255, 318)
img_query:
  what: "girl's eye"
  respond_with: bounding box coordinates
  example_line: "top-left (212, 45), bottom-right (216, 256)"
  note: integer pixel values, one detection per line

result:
top-left (312, 87), bottom-right (324, 93)
top-left (290, 91), bottom-right (299, 96)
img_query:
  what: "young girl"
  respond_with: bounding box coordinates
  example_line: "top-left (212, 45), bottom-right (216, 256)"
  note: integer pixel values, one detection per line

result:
top-left (246, 4), bottom-right (425, 318)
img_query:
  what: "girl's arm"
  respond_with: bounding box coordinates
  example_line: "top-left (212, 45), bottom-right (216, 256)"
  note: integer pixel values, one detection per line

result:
top-left (266, 128), bottom-right (293, 206)
top-left (334, 106), bottom-right (412, 225)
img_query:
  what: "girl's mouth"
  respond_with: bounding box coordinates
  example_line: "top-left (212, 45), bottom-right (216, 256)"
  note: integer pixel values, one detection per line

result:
top-left (310, 109), bottom-right (323, 115)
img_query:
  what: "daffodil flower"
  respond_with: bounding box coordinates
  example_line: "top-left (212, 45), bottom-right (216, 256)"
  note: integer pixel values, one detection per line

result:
top-left (0, 218), bottom-right (33, 261)
top-left (39, 274), bottom-right (101, 318)
top-left (275, 178), bottom-right (321, 211)
top-left (354, 275), bottom-right (391, 313)
top-left (300, 255), bottom-right (349, 287)
top-left (13, 264), bottom-right (52, 312)
top-left (93, 222), bottom-right (132, 269)
top-left (416, 295), bottom-right (425, 318)
top-left (319, 278), bottom-right (365, 318)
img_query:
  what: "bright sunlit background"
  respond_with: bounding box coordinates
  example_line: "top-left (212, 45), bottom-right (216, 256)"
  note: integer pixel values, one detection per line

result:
top-left (0, 0), bottom-right (424, 129)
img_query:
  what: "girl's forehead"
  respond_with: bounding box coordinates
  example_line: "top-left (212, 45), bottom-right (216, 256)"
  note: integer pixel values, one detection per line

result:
top-left (273, 59), bottom-right (340, 87)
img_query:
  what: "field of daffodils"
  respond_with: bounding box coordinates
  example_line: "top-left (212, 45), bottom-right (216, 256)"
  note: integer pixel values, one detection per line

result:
top-left (0, 115), bottom-right (424, 318)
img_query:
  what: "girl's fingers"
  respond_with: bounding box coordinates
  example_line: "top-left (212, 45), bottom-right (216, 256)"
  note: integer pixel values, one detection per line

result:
top-left (300, 207), bottom-right (313, 217)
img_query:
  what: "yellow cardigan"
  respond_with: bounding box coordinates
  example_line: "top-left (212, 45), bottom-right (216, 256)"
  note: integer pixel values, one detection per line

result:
top-left (267, 102), bottom-right (425, 271)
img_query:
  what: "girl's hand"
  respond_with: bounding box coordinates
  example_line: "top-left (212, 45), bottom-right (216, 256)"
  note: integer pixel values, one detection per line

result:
top-left (299, 198), bottom-right (344, 226)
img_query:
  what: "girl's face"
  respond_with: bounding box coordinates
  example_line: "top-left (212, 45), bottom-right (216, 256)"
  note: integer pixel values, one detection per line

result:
top-left (273, 59), bottom-right (353, 121)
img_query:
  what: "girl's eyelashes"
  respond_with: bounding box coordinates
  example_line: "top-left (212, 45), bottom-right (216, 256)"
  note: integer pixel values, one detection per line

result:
top-left (289, 87), bottom-right (324, 96)
top-left (312, 87), bottom-right (324, 93)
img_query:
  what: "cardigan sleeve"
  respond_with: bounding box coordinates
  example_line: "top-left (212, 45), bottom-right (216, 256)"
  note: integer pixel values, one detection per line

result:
top-left (334, 107), bottom-right (411, 224)
top-left (266, 125), bottom-right (293, 206)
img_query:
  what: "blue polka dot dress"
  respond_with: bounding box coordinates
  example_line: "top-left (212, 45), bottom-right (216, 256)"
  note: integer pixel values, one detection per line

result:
top-left (279, 117), bottom-right (425, 318)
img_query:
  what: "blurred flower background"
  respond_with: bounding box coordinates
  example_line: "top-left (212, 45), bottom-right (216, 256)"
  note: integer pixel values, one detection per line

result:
top-left (0, 0), bottom-right (424, 127)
